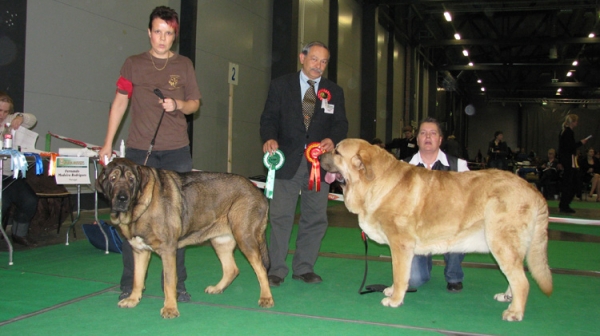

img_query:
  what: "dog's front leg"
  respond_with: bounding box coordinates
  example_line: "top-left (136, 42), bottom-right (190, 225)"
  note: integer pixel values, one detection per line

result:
top-left (160, 248), bottom-right (179, 319)
top-left (118, 249), bottom-right (151, 309)
top-left (381, 241), bottom-right (413, 308)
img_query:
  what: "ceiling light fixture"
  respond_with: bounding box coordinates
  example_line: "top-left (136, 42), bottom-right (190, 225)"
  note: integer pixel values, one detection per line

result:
top-left (572, 60), bottom-right (578, 66)
top-left (468, 62), bottom-right (474, 66)
top-left (566, 71), bottom-right (572, 77)
top-left (589, 33), bottom-right (596, 38)
top-left (557, 88), bottom-right (562, 92)
top-left (477, 79), bottom-right (482, 83)
top-left (462, 49), bottom-right (469, 56)
top-left (444, 12), bottom-right (452, 22)
top-left (481, 87), bottom-right (485, 92)
top-left (454, 33), bottom-right (461, 40)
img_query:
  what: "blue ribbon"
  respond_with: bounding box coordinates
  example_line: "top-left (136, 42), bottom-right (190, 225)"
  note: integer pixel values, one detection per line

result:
top-left (0, 149), bottom-right (28, 178)
top-left (24, 153), bottom-right (44, 175)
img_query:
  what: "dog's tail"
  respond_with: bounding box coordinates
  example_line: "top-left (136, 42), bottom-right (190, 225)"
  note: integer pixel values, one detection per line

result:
top-left (526, 199), bottom-right (553, 297)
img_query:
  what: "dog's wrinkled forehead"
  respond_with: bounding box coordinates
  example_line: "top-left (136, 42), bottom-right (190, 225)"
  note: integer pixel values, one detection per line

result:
top-left (335, 139), bottom-right (368, 158)
top-left (106, 161), bottom-right (136, 181)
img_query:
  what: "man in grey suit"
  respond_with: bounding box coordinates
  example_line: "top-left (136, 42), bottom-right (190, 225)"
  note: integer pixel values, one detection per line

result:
top-left (260, 41), bottom-right (348, 286)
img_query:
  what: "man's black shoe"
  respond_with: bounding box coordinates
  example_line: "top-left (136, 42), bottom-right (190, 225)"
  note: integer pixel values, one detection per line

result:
top-left (11, 235), bottom-right (37, 247)
top-left (559, 207), bottom-right (576, 214)
top-left (292, 272), bottom-right (322, 284)
top-left (177, 291), bottom-right (191, 302)
top-left (447, 282), bottom-right (463, 292)
top-left (268, 275), bottom-right (284, 287)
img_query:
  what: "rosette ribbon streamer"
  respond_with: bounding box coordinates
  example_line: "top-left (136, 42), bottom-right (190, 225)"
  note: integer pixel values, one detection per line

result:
top-left (24, 153), bottom-right (44, 175)
top-left (305, 142), bottom-right (324, 191)
top-left (262, 150), bottom-right (285, 199)
top-left (0, 149), bottom-right (29, 178)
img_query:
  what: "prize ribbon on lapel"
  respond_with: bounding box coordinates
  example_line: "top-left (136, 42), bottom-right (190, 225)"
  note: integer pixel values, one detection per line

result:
top-left (305, 142), bottom-right (324, 191)
top-left (263, 150), bottom-right (285, 199)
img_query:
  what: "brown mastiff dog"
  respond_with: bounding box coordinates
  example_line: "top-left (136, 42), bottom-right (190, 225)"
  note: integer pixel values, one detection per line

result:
top-left (320, 139), bottom-right (552, 321)
top-left (97, 158), bottom-right (274, 318)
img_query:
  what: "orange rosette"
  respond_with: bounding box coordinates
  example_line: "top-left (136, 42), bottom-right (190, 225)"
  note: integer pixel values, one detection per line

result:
top-left (305, 142), bottom-right (325, 191)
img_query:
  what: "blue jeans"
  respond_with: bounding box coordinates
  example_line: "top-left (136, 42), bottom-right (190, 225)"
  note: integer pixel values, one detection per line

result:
top-left (409, 253), bottom-right (465, 288)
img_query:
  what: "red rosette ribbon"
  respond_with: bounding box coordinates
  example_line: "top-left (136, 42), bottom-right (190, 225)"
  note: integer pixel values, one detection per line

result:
top-left (305, 142), bottom-right (325, 191)
top-left (317, 88), bottom-right (331, 101)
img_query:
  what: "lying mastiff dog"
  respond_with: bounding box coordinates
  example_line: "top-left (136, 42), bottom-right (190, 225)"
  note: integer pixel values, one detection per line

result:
top-left (97, 158), bottom-right (274, 318)
top-left (320, 139), bottom-right (552, 321)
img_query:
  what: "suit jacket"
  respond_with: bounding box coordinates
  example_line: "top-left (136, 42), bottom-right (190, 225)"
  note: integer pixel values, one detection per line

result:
top-left (260, 71), bottom-right (348, 180)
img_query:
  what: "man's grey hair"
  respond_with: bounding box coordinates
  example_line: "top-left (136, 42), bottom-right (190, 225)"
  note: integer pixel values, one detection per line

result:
top-left (301, 41), bottom-right (329, 56)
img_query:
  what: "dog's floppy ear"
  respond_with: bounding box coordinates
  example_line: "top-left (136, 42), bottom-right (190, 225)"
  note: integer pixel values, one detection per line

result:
top-left (351, 149), bottom-right (375, 181)
top-left (96, 165), bottom-right (109, 195)
top-left (136, 164), bottom-right (150, 193)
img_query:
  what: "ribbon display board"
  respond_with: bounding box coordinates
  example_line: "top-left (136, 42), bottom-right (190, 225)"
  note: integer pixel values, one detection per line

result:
top-left (305, 142), bottom-right (324, 192)
top-left (262, 150), bottom-right (285, 199)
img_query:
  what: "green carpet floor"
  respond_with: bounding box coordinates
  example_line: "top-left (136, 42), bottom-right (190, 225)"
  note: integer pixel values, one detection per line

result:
top-left (1, 219), bottom-right (599, 336)
top-left (1, 199), bottom-right (598, 335)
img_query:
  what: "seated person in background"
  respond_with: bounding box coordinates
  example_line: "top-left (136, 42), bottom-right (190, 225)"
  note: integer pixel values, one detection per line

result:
top-left (513, 147), bottom-right (529, 162)
top-left (370, 138), bottom-right (385, 148)
top-left (578, 148), bottom-right (600, 202)
top-left (0, 91), bottom-right (39, 246)
top-left (441, 134), bottom-right (465, 159)
top-left (535, 148), bottom-right (560, 199)
top-left (385, 125), bottom-right (418, 160)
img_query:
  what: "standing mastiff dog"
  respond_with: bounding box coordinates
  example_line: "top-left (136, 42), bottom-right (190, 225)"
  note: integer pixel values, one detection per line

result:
top-left (97, 158), bottom-right (274, 318)
top-left (320, 139), bottom-right (552, 321)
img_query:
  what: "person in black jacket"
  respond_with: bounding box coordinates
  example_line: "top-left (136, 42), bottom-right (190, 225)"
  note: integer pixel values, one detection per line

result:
top-left (557, 114), bottom-right (589, 213)
top-left (487, 131), bottom-right (509, 170)
top-left (260, 41), bottom-right (348, 287)
top-left (385, 125), bottom-right (418, 160)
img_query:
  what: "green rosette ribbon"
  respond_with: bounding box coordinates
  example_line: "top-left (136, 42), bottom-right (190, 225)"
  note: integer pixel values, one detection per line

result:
top-left (263, 150), bottom-right (285, 199)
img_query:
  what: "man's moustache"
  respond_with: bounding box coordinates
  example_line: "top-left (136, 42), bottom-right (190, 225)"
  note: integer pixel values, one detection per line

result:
top-left (311, 68), bottom-right (323, 74)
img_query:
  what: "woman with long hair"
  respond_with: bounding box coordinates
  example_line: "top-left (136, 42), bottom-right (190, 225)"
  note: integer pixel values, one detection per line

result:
top-left (557, 114), bottom-right (589, 213)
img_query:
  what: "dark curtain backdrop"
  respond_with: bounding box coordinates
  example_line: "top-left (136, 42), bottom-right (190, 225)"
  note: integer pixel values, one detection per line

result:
top-left (521, 105), bottom-right (600, 157)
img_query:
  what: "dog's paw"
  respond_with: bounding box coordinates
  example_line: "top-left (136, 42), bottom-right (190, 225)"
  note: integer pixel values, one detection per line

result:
top-left (502, 308), bottom-right (523, 322)
top-left (383, 286), bottom-right (394, 297)
top-left (381, 297), bottom-right (403, 308)
top-left (118, 297), bottom-right (140, 308)
top-left (494, 293), bottom-right (513, 302)
top-left (258, 297), bottom-right (274, 308)
top-left (160, 306), bottom-right (180, 319)
top-left (204, 285), bottom-right (224, 294)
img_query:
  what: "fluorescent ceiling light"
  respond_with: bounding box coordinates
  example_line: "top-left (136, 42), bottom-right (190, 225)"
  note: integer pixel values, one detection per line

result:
top-left (462, 50), bottom-right (469, 56)
top-left (454, 33), bottom-right (461, 40)
top-left (444, 12), bottom-right (452, 22)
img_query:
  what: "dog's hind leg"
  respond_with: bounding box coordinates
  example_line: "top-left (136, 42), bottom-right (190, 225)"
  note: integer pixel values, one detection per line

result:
top-left (487, 221), bottom-right (529, 321)
top-left (206, 234), bottom-right (240, 294)
top-left (118, 249), bottom-right (151, 309)
top-left (236, 233), bottom-right (274, 308)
